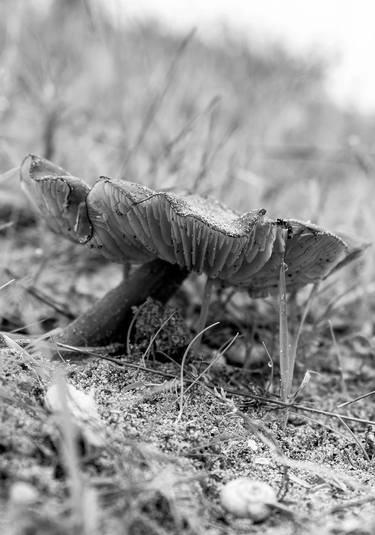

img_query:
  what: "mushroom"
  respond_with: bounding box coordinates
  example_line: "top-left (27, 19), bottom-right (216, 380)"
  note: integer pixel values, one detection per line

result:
top-left (19, 154), bottom-right (366, 351)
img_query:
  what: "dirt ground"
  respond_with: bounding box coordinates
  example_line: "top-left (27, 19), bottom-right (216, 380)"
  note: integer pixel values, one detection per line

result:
top-left (1, 222), bottom-right (375, 535)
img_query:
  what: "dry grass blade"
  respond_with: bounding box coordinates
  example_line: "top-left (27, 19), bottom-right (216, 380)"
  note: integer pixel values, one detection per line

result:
top-left (335, 415), bottom-right (370, 461)
top-left (290, 282), bottom-right (319, 371)
top-left (0, 222), bottom-right (14, 232)
top-left (0, 166), bottom-right (20, 184)
top-left (330, 494), bottom-right (375, 513)
top-left (141, 311), bottom-right (176, 366)
top-left (183, 332), bottom-right (239, 396)
top-left (176, 322), bottom-right (219, 423)
top-left (337, 389), bottom-right (375, 408)
top-left (262, 341), bottom-right (274, 393)
top-left (163, 95), bottom-right (221, 158)
top-left (5, 268), bottom-right (75, 319)
top-left (126, 301), bottom-right (147, 357)
top-left (226, 387), bottom-right (375, 427)
top-left (119, 28), bottom-right (196, 176)
top-left (279, 261), bottom-right (292, 402)
top-left (328, 320), bottom-right (348, 396)
top-left (0, 278), bottom-right (15, 291)
top-left (241, 412), bottom-right (357, 491)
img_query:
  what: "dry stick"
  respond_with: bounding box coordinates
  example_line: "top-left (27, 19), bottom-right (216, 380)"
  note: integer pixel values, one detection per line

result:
top-left (120, 28), bottom-right (196, 176)
top-left (53, 259), bottom-right (188, 350)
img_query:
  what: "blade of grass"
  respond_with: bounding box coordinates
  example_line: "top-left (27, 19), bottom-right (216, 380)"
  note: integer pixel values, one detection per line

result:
top-left (279, 261), bottom-right (293, 402)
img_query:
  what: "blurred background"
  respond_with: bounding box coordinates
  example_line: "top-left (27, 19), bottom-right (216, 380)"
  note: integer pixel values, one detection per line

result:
top-left (1, 0), bottom-right (374, 255)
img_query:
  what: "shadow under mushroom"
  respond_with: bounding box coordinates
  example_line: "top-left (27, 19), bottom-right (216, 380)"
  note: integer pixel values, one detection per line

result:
top-left (19, 154), bottom-right (368, 354)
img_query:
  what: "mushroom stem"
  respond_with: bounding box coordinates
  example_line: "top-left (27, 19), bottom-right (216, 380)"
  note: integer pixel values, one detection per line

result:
top-left (52, 259), bottom-right (188, 351)
top-left (195, 276), bottom-right (215, 343)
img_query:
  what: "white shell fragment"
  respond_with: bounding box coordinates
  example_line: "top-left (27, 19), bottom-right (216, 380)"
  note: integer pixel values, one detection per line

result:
top-left (20, 155), bottom-right (367, 297)
top-left (220, 478), bottom-right (278, 522)
top-left (45, 382), bottom-right (104, 447)
top-left (9, 482), bottom-right (38, 505)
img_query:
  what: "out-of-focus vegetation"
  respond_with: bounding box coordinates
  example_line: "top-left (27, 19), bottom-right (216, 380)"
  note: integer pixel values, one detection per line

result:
top-left (1, 0), bottom-right (375, 230)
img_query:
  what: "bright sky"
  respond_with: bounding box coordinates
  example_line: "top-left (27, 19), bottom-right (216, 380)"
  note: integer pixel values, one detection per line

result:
top-left (105, 0), bottom-right (375, 113)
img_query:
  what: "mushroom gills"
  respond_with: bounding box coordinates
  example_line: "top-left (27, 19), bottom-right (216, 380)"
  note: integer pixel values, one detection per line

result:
top-left (169, 209), bottom-right (188, 267)
top-left (226, 222), bottom-right (275, 283)
top-left (142, 202), bottom-right (176, 264)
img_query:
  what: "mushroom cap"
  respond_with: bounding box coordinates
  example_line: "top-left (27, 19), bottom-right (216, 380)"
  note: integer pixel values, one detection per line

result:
top-left (86, 178), bottom-right (353, 295)
top-left (246, 220), bottom-right (349, 297)
top-left (20, 155), bottom-right (365, 297)
top-left (20, 154), bottom-right (92, 244)
top-left (86, 177), bottom-right (283, 279)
